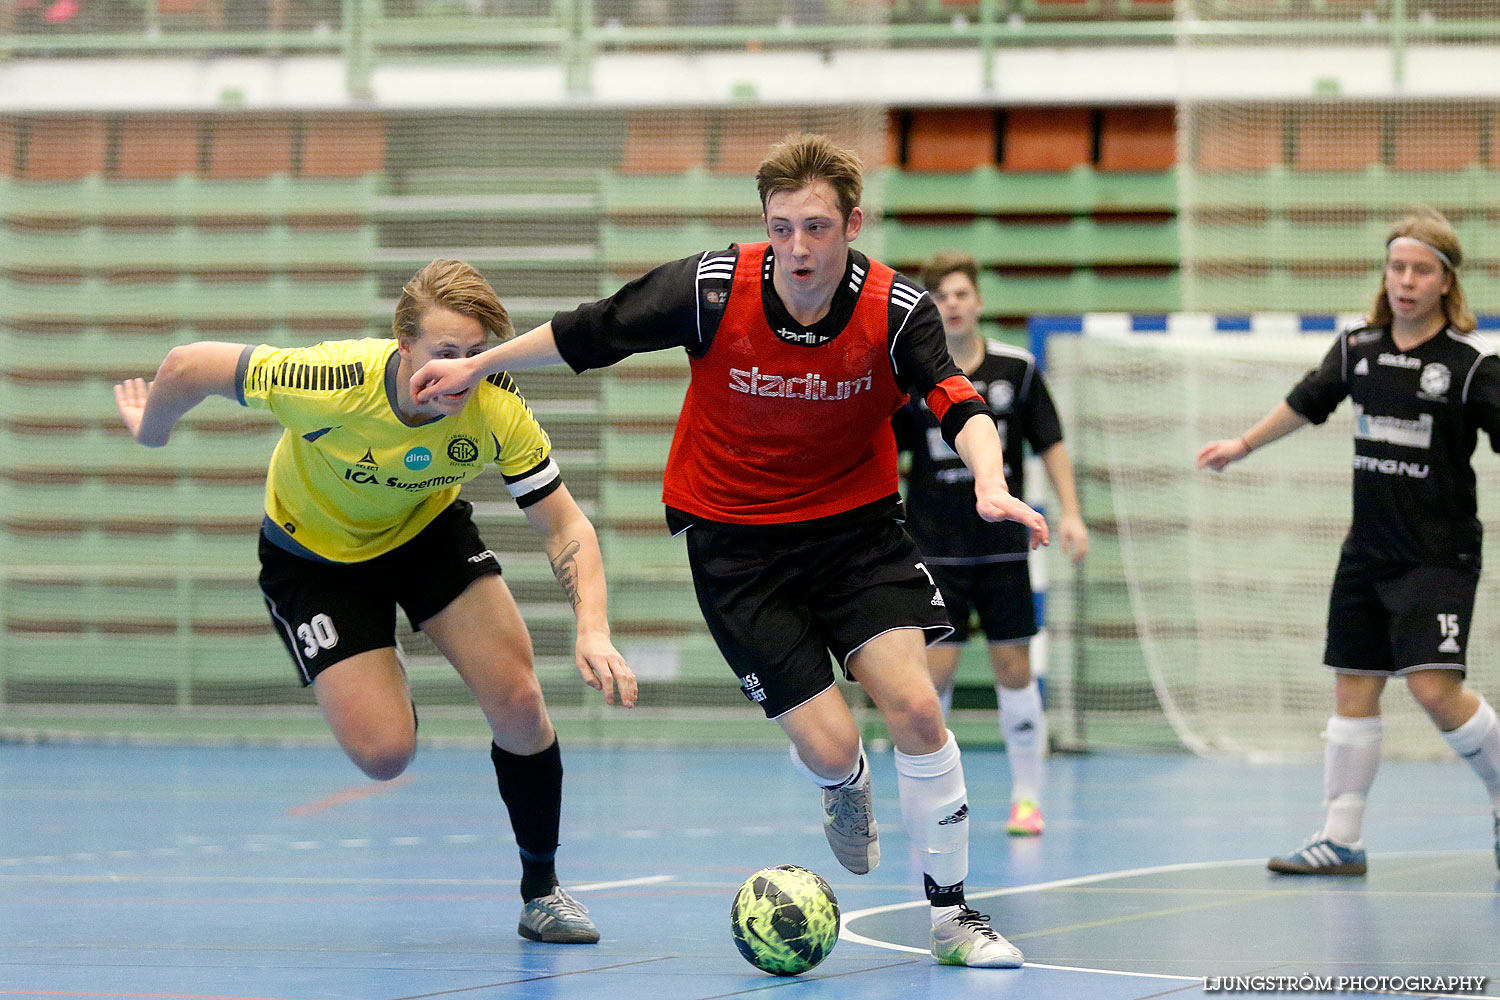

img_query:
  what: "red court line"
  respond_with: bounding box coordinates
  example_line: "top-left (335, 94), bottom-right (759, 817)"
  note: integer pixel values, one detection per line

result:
top-left (285, 773), bottom-right (413, 816)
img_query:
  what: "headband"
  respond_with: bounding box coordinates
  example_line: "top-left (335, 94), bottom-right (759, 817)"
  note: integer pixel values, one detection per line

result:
top-left (1387, 235), bottom-right (1457, 272)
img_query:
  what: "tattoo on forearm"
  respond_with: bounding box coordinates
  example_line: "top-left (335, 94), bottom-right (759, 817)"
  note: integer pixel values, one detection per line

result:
top-left (549, 539), bottom-right (582, 610)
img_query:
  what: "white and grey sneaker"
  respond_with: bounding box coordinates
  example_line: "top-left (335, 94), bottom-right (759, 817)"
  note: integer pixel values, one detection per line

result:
top-left (517, 886), bottom-right (600, 944)
top-left (931, 908), bottom-right (1024, 968)
top-left (821, 759), bottom-right (879, 875)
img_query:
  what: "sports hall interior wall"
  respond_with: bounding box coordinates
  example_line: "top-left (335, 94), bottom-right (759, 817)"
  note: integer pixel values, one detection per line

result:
top-left (2, 1), bottom-right (1498, 751)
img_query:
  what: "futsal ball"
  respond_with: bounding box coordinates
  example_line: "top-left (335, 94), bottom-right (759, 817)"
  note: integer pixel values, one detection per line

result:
top-left (729, 864), bottom-right (840, 976)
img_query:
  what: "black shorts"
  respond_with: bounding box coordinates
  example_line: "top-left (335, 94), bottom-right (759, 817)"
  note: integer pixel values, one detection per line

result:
top-left (258, 499), bottom-right (502, 685)
top-left (1324, 553), bottom-right (1478, 676)
top-left (928, 559), bottom-right (1037, 645)
top-left (684, 517), bottom-right (953, 719)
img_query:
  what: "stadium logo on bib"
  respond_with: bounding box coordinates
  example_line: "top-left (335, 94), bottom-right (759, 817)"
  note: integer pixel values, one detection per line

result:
top-left (403, 446), bottom-right (433, 471)
top-left (447, 434), bottom-right (479, 464)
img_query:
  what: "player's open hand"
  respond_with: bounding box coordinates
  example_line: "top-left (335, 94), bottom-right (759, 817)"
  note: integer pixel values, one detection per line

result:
top-left (113, 377), bottom-right (153, 444)
top-left (977, 489), bottom-right (1050, 550)
top-left (411, 356), bottom-right (481, 406)
top-left (575, 630), bottom-right (637, 708)
top-left (1058, 512), bottom-right (1089, 564)
top-left (1196, 438), bottom-right (1249, 472)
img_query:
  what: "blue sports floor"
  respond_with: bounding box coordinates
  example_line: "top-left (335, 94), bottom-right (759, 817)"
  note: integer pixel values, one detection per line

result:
top-left (1, 741), bottom-right (1496, 999)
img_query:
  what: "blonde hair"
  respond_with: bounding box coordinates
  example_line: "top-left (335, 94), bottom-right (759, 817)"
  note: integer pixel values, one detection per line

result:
top-left (1371, 209), bottom-right (1475, 333)
top-left (393, 259), bottom-right (514, 344)
top-left (756, 132), bottom-right (864, 222)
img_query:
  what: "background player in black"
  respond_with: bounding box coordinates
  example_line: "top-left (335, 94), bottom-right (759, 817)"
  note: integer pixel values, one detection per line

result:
top-left (893, 254), bottom-right (1087, 838)
top-left (1198, 210), bottom-right (1500, 874)
top-left (411, 134), bottom-right (1049, 968)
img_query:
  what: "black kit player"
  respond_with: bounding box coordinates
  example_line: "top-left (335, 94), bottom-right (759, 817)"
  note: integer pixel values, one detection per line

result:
top-left (411, 133), bottom-right (1050, 968)
top-left (114, 259), bottom-right (636, 943)
top-left (892, 253), bottom-right (1088, 839)
top-left (1198, 209), bottom-right (1500, 875)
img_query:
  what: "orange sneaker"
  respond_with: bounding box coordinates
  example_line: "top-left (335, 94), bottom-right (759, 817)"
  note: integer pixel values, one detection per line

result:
top-left (1007, 800), bottom-right (1044, 837)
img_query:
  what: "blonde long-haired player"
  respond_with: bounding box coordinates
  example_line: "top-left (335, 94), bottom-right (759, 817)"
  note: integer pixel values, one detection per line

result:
top-left (1197, 210), bottom-right (1500, 875)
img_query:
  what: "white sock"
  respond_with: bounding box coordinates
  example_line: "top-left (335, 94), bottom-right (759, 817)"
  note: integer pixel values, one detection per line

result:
top-left (789, 738), bottom-right (867, 789)
top-left (1321, 715), bottom-right (1382, 847)
top-left (998, 680), bottom-right (1046, 804)
top-left (894, 730), bottom-right (969, 923)
top-left (1442, 696), bottom-right (1500, 814)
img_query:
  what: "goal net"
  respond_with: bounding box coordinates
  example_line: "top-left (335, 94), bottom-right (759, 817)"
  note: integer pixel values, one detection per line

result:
top-left (1042, 314), bottom-right (1500, 761)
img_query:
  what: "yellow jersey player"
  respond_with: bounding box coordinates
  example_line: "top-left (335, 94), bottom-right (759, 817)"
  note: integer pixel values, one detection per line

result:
top-left (113, 259), bottom-right (636, 944)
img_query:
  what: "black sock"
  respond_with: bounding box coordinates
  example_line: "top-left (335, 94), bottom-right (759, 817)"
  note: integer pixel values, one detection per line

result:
top-left (924, 874), bottom-right (966, 909)
top-left (490, 739), bottom-right (563, 902)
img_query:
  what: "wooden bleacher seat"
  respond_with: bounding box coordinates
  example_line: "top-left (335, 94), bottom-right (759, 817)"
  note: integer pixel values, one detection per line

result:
top-left (1097, 106), bottom-right (1176, 172)
top-left (906, 109), bottom-right (996, 172)
top-left (0, 118), bottom-right (17, 176)
top-left (716, 114), bottom-right (799, 175)
top-left (618, 112), bottom-right (709, 174)
top-left (301, 115), bottom-right (387, 177)
top-left (22, 117), bottom-right (108, 180)
top-left (1023, 0), bottom-right (1100, 15)
top-left (808, 111), bottom-right (899, 169)
top-left (206, 116), bottom-right (295, 179)
top-left (116, 116), bottom-right (201, 179)
top-left (1294, 107), bottom-right (1383, 171)
top-left (1002, 107), bottom-right (1092, 172)
top-left (1391, 106), bottom-right (1482, 171)
top-left (1194, 107), bottom-right (1284, 171)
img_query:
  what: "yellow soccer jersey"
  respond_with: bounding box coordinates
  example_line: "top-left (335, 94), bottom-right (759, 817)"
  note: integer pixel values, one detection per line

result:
top-left (237, 338), bottom-right (558, 563)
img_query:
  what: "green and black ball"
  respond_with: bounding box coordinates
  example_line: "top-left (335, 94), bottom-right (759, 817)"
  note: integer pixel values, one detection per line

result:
top-left (729, 864), bottom-right (840, 976)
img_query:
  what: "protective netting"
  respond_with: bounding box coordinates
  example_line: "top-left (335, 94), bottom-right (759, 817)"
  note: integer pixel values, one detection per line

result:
top-left (1044, 319), bottom-right (1500, 760)
top-left (0, 104), bottom-right (887, 725)
top-left (1176, 1), bottom-right (1500, 314)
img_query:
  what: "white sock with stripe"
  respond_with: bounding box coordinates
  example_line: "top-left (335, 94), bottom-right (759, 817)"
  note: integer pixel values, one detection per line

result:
top-left (789, 738), bottom-right (867, 789)
top-left (998, 679), bottom-right (1046, 804)
top-left (894, 731), bottom-right (970, 925)
top-left (1442, 696), bottom-right (1500, 814)
top-left (1320, 714), bottom-right (1382, 848)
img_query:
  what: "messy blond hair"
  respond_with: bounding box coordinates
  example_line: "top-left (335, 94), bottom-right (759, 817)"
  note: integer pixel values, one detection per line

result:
top-left (393, 259), bottom-right (515, 344)
top-left (1371, 208), bottom-right (1475, 333)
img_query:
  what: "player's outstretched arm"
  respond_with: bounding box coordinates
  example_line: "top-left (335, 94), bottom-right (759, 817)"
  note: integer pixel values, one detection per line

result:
top-left (1196, 401), bottom-right (1310, 472)
top-left (1039, 441), bottom-right (1088, 564)
top-left (412, 322), bottom-right (565, 406)
top-left (953, 411), bottom-right (1050, 549)
top-left (113, 341), bottom-right (247, 447)
top-left (521, 483), bottom-right (637, 708)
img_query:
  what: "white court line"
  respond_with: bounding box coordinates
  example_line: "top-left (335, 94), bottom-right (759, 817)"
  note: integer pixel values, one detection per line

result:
top-left (839, 853), bottom-right (1498, 996)
top-left (570, 875), bottom-right (675, 892)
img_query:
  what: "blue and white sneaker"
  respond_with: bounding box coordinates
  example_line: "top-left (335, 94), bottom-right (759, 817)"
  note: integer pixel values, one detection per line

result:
top-left (1267, 835), bottom-right (1367, 876)
top-left (517, 886), bottom-right (600, 943)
